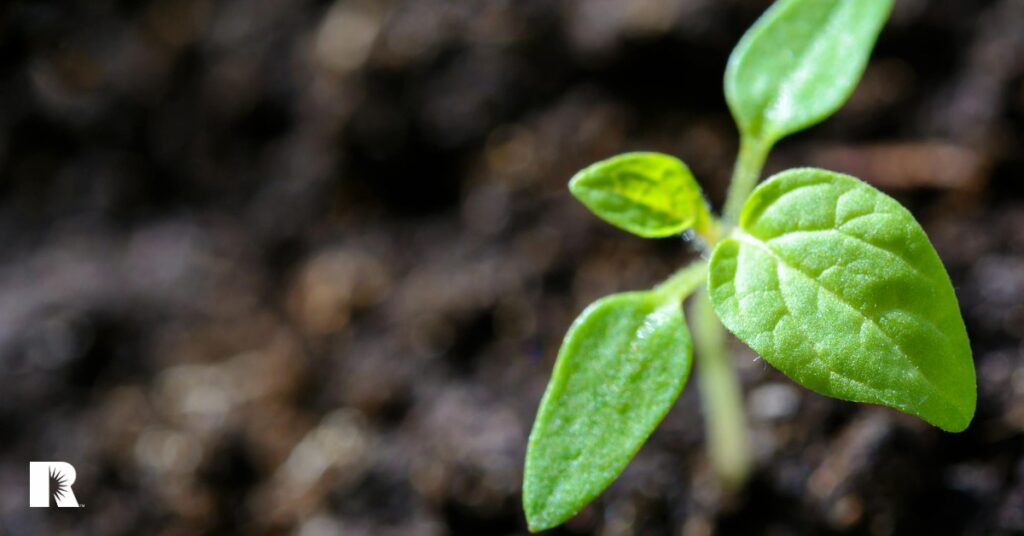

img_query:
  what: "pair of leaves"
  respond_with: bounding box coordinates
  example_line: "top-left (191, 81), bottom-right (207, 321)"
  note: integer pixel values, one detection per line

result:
top-left (568, 0), bottom-right (896, 241)
top-left (713, 0), bottom-right (972, 434)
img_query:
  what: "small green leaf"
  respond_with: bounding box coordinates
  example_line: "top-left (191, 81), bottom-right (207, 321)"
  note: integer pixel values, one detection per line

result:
top-left (524, 290), bottom-right (693, 531)
top-left (569, 152), bottom-right (710, 238)
top-left (708, 168), bottom-right (976, 432)
top-left (725, 0), bottom-right (894, 144)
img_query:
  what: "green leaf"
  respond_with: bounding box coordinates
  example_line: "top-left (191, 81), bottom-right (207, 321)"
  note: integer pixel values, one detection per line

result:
top-left (524, 290), bottom-right (693, 531)
top-left (708, 168), bottom-right (976, 432)
top-left (725, 0), bottom-right (894, 144)
top-left (569, 152), bottom-right (710, 238)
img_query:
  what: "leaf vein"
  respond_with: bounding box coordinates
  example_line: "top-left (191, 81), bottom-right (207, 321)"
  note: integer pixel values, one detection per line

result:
top-left (764, 228), bottom-right (934, 283)
top-left (734, 231), bottom-right (966, 417)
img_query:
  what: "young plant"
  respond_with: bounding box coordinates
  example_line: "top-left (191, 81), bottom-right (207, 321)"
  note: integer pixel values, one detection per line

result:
top-left (523, 0), bottom-right (977, 531)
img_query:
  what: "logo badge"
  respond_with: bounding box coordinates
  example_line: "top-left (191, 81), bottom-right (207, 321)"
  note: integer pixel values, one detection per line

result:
top-left (29, 462), bottom-right (82, 508)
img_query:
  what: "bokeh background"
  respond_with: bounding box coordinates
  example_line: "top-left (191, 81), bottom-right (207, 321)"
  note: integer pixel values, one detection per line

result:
top-left (1, 0), bottom-right (1024, 534)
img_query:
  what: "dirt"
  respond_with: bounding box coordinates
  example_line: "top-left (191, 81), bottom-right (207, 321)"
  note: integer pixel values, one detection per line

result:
top-left (1, 0), bottom-right (1024, 534)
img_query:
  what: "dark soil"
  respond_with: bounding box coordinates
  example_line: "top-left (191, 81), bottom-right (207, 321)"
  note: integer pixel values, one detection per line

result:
top-left (1, 0), bottom-right (1024, 535)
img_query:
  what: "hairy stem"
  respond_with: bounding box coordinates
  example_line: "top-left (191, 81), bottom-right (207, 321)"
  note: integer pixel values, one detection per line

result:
top-left (722, 136), bottom-right (772, 222)
top-left (691, 288), bottom-right (751, 489)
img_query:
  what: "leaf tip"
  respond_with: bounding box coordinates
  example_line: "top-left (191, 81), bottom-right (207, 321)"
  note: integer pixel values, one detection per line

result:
top-left (934, 398), bottom-right (976, 433)
top-left (525, 517), bottom-right (548, 533)
top-left (522, 494), bottom-right (561, 533)
top-left (522, 467), bottom-right (559, 532)
top-left (940, 420), bottom-right (971, 434)
top-left (926, 350), bottom-right (977, 433)
top-left (567, 168), bottom-right (588, 198)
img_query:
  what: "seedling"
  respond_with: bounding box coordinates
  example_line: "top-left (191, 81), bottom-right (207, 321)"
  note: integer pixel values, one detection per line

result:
top-left (523, 0), bottom-right (976, 531)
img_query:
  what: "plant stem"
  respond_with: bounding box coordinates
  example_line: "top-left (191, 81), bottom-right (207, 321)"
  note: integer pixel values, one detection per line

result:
top-left (722, 136), bottom-right (772, 223)
top-left (654, 261), bottom-right (708, 302)
top-left (690, 288), bottom-right (751, 489)
top-left (661, 134), bottom-right (766, 488)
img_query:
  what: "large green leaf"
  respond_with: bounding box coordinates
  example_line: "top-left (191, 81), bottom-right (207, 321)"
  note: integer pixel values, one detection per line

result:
top-left (524, 290), bottom-right (693, 531)
top-left (708, 168), bottom-right (975, 432)
top-left (725, 0), bottom-right (893, 144)
top-left (569, 152), bottom-right (710, 238)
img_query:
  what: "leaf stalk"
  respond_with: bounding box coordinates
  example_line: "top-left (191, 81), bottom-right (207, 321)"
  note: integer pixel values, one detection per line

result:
top-left (722, 136), bottom-right (772, 222)
top-left (654, 261), bottom-right (708, 302)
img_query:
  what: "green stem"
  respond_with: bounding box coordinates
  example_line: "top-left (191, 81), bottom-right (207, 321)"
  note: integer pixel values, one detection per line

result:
top-left (722, 136), bottom-right (772, 223)
top-left (658, 134), bottom-right (767, 489)
top-left (654, 261), bottom-right (708, 302)
top-left (691, 288), bottom-right (751, 489)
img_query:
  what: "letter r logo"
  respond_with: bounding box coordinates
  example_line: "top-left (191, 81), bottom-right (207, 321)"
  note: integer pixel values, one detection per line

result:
top-left (29, 462), bottom-right (81, 507)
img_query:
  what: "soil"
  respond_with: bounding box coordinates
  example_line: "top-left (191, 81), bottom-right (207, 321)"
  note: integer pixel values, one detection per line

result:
top-left (1, 0), bottom-right (1024, 535)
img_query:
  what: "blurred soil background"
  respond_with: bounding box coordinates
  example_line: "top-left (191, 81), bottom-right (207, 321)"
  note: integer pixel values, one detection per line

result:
top-left (1, 0), bottom-right (1024, 534)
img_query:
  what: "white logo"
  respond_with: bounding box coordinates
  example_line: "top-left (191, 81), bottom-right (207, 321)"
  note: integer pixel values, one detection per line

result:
top-left (29, 462), bottom-right (82, 508)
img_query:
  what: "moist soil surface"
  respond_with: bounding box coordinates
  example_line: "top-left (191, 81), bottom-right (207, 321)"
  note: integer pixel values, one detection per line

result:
top-left (2, 1), bottom-right (1024, 534)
